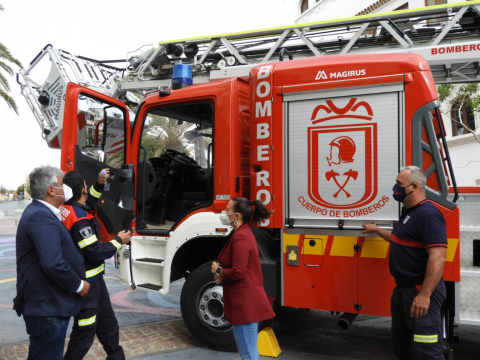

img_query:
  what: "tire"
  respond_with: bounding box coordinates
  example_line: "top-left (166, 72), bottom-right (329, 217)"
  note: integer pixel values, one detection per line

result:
top-left (180, 262), bottom-right (237, 351)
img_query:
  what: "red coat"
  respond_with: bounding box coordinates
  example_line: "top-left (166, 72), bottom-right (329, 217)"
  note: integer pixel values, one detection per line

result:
top-left (218, 223), bottom-right (275, 324)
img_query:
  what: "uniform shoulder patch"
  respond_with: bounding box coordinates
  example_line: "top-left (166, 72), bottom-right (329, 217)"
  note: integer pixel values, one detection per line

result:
top-left (79, 226), bottom-right (93, 239)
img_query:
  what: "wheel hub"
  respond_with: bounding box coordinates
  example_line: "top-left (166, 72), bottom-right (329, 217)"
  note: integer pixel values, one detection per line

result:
top-left (198, 285), bottom-right (230, 328)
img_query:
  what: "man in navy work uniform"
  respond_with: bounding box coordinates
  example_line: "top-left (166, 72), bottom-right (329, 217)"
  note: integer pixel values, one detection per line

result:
top-left (14, 165), bottom-right (90, 359)
top-left (362, 165), bottom-right (448, 360)
top-left (61, 169), bottom-right (131, 360)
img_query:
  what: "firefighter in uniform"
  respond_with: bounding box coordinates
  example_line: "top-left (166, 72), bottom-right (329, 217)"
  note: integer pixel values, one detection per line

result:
top-left (362, 165), bottom-right (447, 360)
top-left (60, 169), bottom-right (131, 360)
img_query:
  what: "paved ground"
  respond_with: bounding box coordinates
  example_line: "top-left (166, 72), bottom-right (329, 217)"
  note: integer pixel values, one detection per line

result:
top-left (1, 210), bottom-right (480, 360)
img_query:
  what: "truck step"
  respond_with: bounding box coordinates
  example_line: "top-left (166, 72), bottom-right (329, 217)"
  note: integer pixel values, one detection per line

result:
top-left (136, 258), bottom-right (164, 264)
top-left (137, 283), bottom-right (163, 291)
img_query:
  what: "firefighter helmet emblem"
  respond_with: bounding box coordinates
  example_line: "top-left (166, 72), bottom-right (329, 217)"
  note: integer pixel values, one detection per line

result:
top-left (307, 98), bottom-right (378, 209)
top-left (326, 136), bottom-right (356, 166)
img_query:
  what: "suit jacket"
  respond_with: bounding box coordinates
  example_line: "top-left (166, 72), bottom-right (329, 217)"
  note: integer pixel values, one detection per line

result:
top-left (14, 200), bottom-right (85, 317)
top-left (218, 223), bottom-right (275, 324)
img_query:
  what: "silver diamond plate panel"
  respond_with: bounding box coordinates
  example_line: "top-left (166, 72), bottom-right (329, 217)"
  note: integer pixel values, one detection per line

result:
top-left (456, 199), bottom-right (480, 227)
top-left (462, 266), bottom-right (480, 273)
top-left (459, 309), bottom-right (480, 325)
top-left (459, 231), bottom-right (480, 266)
top-left (459, 276), bottom-right (480, 322)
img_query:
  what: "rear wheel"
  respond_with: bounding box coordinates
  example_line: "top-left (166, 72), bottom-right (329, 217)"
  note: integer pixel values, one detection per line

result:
top-left (180, 262), bottom-right (237, 351)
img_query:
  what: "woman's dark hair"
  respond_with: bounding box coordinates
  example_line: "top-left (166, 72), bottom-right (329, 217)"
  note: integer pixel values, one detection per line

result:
top-left (232, 197), bottom-right (273, 226)
top-left (63, 171), bottom-right (85, 202)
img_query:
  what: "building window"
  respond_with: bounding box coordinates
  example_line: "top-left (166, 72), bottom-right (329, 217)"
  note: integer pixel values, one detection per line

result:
top-left (425, 0), bottom-right (447, 5)
top-left (451, 101), bottom-right (476, 136)
top-left (425, 0), bottom-right (447, 25)
top-left (301, 0), bottom-right (308, 14)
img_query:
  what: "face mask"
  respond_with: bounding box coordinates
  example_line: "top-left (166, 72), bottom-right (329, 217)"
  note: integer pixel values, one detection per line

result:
top-left (220, 211), bottom-right (237, 226)
top-left (392, 183), bottom-right (413, 202)
top-left (53, 184), bottom-right (73, 202)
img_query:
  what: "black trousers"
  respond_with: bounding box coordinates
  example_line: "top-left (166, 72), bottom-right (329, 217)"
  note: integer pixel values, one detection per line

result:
top-left (64, 277), bottom-right (124, 360)
top-left (391, 282), bottom-right (446, 360)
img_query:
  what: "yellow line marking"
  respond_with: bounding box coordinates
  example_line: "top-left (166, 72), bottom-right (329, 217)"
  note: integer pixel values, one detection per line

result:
top-left (330, 236), bottom-right (357, 257)
top-left (104, 276), bottom-right (118, 280)
top-left (446, 238), bottom-right (459, 262)
top-left (0, 277), bottom-right (16, 284)
top-left (283, 234), bottom-right (300, 253)
top-left (361, 237), bottom-right (389, 259)
top-left (302, 236), bottom-right (328, 256)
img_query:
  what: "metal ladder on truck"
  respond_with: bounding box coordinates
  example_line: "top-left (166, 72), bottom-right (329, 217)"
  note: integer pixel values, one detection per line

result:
top-left (18, 0), bottom-right (480, 326)
top-left (18, 0), bottom-right (480, 142)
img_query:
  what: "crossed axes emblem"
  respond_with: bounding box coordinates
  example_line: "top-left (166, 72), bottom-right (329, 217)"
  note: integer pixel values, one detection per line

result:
top-left (325, 169), bottom-right (358, 198)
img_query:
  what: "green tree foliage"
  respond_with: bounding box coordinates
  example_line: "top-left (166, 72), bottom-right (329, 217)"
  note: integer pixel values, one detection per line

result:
top-left (16, 184), bottom-right (24, 195)
top-left (437, 83), bottom-right (480, 144)
top-left (0, 5), bottom-right (23, 114)
top-left (141, 114), bottom-right (192, 159)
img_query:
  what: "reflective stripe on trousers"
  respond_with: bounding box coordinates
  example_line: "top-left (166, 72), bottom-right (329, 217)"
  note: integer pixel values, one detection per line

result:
top-left (78, 315), bottom-right (96, 327)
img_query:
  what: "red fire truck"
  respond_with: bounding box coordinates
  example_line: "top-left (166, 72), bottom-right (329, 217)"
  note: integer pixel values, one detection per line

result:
top-left (20, 3), bottom-right (480, 357)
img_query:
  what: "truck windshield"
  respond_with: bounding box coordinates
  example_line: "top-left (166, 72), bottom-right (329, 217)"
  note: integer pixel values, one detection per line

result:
top-left (140, 111), bottom-right (212, 167)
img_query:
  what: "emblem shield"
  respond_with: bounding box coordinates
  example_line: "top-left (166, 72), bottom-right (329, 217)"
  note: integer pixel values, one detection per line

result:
top-left (307, 99), bottom-right (378, 209)
top-left (79, 226), bottom-right (93, 239)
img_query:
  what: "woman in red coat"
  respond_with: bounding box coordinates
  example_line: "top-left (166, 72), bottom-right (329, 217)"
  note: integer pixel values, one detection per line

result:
top-left (211, 197), bottom-right (275, 360)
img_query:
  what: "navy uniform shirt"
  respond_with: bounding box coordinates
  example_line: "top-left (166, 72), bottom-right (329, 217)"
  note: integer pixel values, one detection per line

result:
top-left (59, 183), bottom-right (122, 284)
top-left (390, 199), bottom-right (448, 287)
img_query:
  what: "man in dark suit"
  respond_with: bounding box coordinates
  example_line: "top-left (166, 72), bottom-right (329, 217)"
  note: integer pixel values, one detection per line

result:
top-left (14, 165), bottom-right (90, 359)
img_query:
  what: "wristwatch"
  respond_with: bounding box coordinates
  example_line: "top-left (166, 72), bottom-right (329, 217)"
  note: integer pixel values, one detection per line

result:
top-left (216, 267), bottom-right (223, 277)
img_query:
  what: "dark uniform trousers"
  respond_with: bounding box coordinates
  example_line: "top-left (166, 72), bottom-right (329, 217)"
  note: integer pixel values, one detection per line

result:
top-left (391, 281), bottom-right (446, 360)
top-left (64, 277), bottom-right (124, 360)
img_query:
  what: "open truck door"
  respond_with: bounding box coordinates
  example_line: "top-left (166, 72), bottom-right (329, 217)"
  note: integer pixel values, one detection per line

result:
top-left (60, 83), bottom-right (135, 284)
top-left (61, 83), bottom-right (134, 233)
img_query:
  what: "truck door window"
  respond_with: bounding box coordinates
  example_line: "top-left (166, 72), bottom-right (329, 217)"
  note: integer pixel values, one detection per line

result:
top-left (136, 102), bottom-right (214, 233)
top-left (77, 95), bottom-right (126, 168)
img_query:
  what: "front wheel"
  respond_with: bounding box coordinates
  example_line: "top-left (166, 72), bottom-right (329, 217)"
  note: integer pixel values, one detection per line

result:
top-left (180, 262), bottom-right (237, 351)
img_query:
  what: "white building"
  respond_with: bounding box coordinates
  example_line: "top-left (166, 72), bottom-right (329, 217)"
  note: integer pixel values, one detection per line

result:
top-left (282, 0), bottom-right (480, 186)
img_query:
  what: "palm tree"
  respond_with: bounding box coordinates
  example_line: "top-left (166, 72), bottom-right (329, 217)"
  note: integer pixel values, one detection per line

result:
top-left (0, 4), bottom-right (22, 114)
top-left (142, 114), bottom-right (193, 158)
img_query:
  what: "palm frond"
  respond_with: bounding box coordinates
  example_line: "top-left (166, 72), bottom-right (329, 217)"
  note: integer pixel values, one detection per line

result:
top-left (0, 42), bottom-right (22, 68)
top-left (0, 60), bottom-right (13, 76)
top-left (0, 71), bottom-right (10, 92)
top-left (0, 89), bottom-right (19, 115)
